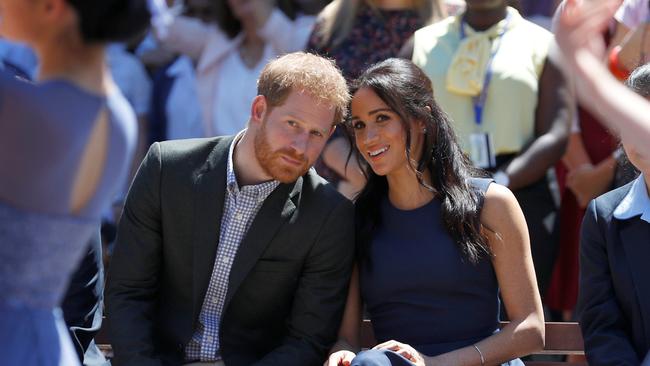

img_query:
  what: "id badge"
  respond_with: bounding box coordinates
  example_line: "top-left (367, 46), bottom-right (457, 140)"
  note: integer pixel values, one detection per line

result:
top-left (469, 133), bottom-right (496, 169)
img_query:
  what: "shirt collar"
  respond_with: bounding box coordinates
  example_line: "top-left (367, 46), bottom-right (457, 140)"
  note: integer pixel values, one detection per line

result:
top-left (613, 174), bottom-right (650, 224)
top-left (226, 130), bottom-right (280, 198)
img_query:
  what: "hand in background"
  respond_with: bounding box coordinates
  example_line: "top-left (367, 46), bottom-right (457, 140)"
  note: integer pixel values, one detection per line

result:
top-left (324, 350), bottom-right (356, 366)
top-left (567, 161), bottom-right (615, 208)
top-left (555, 0), bottom-right (621, 71)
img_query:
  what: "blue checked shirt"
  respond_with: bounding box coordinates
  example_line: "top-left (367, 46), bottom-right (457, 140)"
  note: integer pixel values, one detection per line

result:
top-left (185, 134), bottom-right (280, 362)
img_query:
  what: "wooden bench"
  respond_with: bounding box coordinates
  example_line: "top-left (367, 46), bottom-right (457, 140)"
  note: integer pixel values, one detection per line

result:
top-left (96, 320), bottom-right (585, 365)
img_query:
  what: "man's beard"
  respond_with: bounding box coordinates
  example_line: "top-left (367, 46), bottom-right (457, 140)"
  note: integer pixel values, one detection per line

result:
top-left (254, 122), bottom-right (310, 183)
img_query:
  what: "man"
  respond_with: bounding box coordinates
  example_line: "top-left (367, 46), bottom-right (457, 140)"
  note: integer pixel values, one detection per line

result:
top-left (106, 52), bottom-right (354, 366)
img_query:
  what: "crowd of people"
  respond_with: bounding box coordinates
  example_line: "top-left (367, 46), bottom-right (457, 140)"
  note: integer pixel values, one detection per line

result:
top-left (1, 0), bottom-right (650, 365)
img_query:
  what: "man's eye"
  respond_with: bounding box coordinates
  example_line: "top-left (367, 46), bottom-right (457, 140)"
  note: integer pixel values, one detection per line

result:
top-left (288, 120), bottom-right (298, 127)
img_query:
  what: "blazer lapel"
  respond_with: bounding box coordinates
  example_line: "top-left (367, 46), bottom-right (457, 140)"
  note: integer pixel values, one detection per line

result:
top-left (620, 218), bottom-right (650, 346)
top-left (191, 138), bottom-right (232, 322)
top-left (224, 176), bottom-right (303, 309)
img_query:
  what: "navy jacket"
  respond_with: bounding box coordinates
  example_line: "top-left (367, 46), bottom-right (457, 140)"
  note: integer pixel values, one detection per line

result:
top-left (578, 181), bottom-right (650, 365)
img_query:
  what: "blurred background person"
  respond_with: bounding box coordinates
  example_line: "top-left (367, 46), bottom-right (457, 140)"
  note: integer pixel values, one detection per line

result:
top-left (148, 0), bottom-right (223, 145)
top-left (0, 1), bottom-right (148, 366)
top-left (308, 0), bottom-right (447, 199)
top-left (406, 0), bottom-right (572, 298)
top-left (155, 0), bottom-right (318, 138)
top-left (545, 0), bottom-right (636, 325)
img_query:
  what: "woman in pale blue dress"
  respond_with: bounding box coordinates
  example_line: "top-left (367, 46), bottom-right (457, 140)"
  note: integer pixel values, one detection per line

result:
top-left (0, 1), bottom-right (149, 364)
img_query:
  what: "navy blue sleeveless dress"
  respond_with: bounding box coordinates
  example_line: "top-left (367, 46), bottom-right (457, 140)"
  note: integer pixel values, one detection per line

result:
top-left (0, 70), bottom-right (136, 365)
top-left (357, 178), bottom-right (523, 365)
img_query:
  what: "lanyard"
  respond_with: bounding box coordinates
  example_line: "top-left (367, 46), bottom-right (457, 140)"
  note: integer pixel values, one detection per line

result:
top-left (460, 13), bottom-right (511, 126)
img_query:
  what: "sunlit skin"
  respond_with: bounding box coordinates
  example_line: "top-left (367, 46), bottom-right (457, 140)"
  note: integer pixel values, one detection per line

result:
top-left (0, 0), bottom-right (49, 40)
top-left (350, 87), bottom-right (425, 181)
top-left (234, 89), bottom-right (336, 186)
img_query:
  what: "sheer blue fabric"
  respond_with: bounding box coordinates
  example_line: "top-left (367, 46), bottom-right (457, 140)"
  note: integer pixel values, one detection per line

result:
top-left (0, 69), bottom-right (136, 365)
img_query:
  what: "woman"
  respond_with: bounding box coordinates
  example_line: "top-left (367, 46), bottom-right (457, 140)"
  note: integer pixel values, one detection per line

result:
top-left (308, 0), bottom-right (447, 199)
top-left (325, 58), bottom-right (544, 366)
top-left (156, 0), bottom-right (314, 138)
top-left (576, 64), bottom-right (650, 366)
top-left (0, 0), bottom-right (147, 364)
top-left (406, 0), bottom-right (572, 296)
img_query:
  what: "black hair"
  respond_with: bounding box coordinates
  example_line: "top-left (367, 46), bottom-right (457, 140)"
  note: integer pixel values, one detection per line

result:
top-left (215, 0), bottom-right (299, 39)
top-left (625, 63), bottom-right (650, 98)
top-left (613, 64), bottom-right (650, 183)
top-left (349, 58), bottom-right (491, 265)
top-left (67, 0), bottom-right (150, 43)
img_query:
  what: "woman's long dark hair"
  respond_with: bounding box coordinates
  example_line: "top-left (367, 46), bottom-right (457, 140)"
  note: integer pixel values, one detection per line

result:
top-left (349, 58), bottom-right (491, 265)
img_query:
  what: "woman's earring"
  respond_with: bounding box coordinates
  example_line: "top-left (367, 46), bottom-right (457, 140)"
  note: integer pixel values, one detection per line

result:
top-left (422, 128), bottom-right (427, 134)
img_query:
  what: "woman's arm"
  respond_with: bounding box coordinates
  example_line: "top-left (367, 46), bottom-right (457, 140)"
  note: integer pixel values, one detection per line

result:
top-left (324, 265), bottom-right (363, 366)
top-left (418, 184), bottom-right (545, 365)
top-left (373, 184), bottom-right (544, 365)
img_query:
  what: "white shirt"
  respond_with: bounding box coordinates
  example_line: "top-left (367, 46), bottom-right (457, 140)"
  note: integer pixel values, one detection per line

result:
top-left (614, 174), bottom-right (650, 224)
top-left (165, 56), bottom-right (205, 140)
top-left (615, 0), bottom-right (649, 29)
top-left (212, 46), bottom-right (271, 136)
top-left (157, 9), bottom-right (316, 137)
top-left (107, 44), bottom-right (153, 117)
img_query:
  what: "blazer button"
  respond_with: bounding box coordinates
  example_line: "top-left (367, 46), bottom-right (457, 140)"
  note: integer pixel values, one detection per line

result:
top-left (177, 343), bottom-right (184, 351)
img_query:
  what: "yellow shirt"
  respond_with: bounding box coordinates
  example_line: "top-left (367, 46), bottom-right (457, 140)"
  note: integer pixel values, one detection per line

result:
top-left (412, 7), bottom-right (552, 155)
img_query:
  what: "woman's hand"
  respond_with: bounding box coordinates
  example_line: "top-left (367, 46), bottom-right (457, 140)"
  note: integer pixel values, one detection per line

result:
top-left (567, 160), bottom-right (615, 208)
top-left (324, 350), bottom-right (356, 366)
top-left (373, 340), bottom-right (427, 366)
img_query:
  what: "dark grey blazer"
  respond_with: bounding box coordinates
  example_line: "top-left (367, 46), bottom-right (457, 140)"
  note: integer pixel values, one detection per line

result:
top-left (106, 136), bottom-right (355, 366)
top-left (577, 181), bottom-right (650, 366)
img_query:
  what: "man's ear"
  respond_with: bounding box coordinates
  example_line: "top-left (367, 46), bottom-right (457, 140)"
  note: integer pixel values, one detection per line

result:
top-left (250, 95), bottom-right (268, 126)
